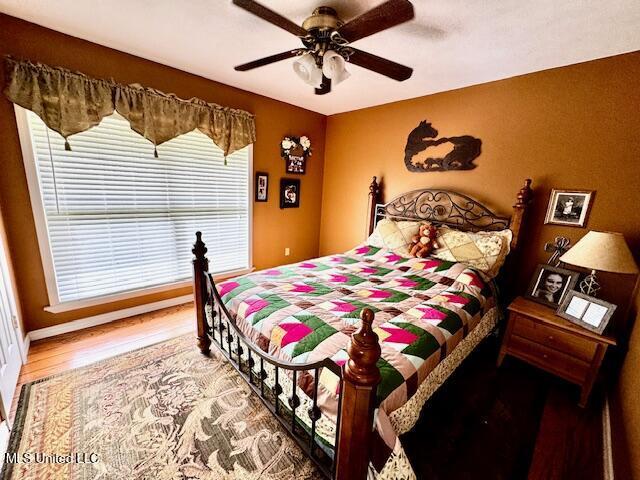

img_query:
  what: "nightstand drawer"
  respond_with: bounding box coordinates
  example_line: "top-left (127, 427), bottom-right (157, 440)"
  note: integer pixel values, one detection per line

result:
top-left (511, 314), bottom-right (597, 362)
top-left (500, 297), bottom-right (616, 408)
top-left (509, 334), bottom-right (590, 383)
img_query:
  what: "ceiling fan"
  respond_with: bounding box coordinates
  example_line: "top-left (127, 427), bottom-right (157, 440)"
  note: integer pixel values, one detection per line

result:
top-left (232, 0), bottom-right (415, 95)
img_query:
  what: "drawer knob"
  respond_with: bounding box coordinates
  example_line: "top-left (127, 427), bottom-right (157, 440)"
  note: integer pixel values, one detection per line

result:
top-left (548, 336), bottom-right (554, 341)
top-left (543, 354), bottom-right (548, 359)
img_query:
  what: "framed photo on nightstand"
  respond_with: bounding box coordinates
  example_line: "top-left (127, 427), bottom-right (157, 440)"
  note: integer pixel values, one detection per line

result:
top-left (557, 290), bottom-right (616, 334)
top-left (525, 264), bottom-right (579, 308)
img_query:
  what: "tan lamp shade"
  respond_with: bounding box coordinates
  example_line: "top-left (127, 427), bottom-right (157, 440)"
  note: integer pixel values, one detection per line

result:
top-left (560, 231), bottom-right (639, 274)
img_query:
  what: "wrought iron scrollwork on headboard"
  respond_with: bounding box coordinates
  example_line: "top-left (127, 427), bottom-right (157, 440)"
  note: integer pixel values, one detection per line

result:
top-left (375, 189), bottom-right (510, 232)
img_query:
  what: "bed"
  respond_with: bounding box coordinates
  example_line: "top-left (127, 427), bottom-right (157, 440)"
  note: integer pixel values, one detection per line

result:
top-left (192, 177), bottom-right (533, 480)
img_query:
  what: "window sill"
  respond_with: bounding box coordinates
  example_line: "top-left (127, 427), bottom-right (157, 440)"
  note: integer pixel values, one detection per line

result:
top-left (44, 267), bottom-right (254, 314)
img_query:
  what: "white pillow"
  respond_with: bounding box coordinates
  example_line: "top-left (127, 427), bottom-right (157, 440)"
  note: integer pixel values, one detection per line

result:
top-left (431, 226), bottom-right (513, 279)
top-left (366, 219), bottom-right (422, 256)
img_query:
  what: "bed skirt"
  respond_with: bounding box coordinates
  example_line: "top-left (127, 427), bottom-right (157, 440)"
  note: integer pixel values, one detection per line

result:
top-left (372, 306), bottom-right (499, 479)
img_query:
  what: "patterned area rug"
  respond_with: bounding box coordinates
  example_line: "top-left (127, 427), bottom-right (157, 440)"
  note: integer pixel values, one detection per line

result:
top-left (2, 335), bottom-right (318, 480)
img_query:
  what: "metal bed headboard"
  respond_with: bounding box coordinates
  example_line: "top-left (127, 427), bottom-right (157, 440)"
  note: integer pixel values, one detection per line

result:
top-left (373, 189), bottom-right (511, 232)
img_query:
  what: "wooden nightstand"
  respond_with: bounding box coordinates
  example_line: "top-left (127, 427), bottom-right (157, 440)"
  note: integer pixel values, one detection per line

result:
top-left (497, 296), bottom-right (616, 407)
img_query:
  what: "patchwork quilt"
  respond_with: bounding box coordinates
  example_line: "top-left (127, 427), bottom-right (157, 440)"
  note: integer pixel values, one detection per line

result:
top-left (216, 244), bottom-right (496, 472)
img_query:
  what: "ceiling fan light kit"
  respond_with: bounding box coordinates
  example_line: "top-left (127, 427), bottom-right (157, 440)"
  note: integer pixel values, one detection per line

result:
top-left (232, 0), bottom-right (415, 94)
top-left (322, 50), bottom-right (350, 85)
top-left (293, 53), bottom-right (323, 88)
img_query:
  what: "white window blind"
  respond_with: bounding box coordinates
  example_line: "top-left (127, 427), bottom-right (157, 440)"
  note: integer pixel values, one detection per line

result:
top-left (24, 110), bottom-right (250, 303)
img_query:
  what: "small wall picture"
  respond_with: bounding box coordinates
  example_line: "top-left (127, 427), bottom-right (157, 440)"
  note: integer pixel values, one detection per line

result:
top-left (525, 264), bottom-right (580, 308)
top-left (255, 172), bottom-right (268, 202)
top-left (286, 154), bottom-right (306, 174)
top-left (280, 178), bottom-right (300, 209)
top-left (281, 136), bottom-right (311, 174)
top-left (544, 189), bottom-right (594, 227)
top-left (557, 290), bottom-right (616, 334)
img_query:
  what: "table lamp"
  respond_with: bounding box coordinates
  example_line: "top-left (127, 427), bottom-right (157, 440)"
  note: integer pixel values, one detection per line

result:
top-left (559, 231), bottom-right (638, 296)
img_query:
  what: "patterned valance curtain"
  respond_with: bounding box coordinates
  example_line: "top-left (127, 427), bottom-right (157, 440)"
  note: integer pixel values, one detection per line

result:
top-left (3, 57), bottom-right (256, 158)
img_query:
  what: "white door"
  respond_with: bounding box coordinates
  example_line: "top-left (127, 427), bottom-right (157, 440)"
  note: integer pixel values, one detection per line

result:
top-left (0, 412), bottom-right (9, 457)
top-left (0, 237), bottom-right (23, 416)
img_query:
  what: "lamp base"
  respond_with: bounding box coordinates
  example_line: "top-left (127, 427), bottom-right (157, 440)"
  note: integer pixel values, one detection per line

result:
top-left (579, 270), bottom-right (600, 297)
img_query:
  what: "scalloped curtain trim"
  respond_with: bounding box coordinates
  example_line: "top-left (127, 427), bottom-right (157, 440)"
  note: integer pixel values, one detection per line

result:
top-left (3, 56), bottom-right (256, 158)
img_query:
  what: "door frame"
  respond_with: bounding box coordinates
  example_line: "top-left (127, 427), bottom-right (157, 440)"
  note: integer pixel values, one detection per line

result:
top-left (0, 224), bottom-right (27, 423)
top-left (0, 415), bottom-right (9, 458)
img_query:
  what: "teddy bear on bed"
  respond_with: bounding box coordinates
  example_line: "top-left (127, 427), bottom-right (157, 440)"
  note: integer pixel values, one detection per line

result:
top-left (409, 222), bottom-right (438, 258)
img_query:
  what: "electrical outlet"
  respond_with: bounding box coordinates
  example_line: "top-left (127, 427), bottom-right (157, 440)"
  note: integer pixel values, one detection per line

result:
top-left (285, 247), bottom-right (290, 256)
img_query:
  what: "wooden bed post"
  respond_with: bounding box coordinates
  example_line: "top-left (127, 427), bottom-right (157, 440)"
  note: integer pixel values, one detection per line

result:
top-left (366, 176), bottom-right (381, 237)
top-left (509, 179), bottom-right (533, 250)
top-left (335, 308), bottom-right (381, 480)
top-left (193, 231), bottom-right (211, 355)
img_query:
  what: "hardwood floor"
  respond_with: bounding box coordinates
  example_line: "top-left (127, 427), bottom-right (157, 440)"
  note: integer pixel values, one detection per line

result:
top-left (403, 336), bottom-right (548, 480)
top-left (527, 380), bottom-right (604, 480)
top-left (10, 303), bottom-right (194, 421)
top-left (8, 305), bottom-right (605, 479)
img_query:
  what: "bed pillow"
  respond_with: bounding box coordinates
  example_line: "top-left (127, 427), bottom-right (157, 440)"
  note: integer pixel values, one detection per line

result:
top-left (366, 218), bottom-right (422, 256)
top-left (431, 226), bottom-right (513, 279)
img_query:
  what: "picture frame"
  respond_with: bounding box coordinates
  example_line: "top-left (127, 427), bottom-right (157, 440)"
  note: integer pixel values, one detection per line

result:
top-left (280, 178), bottom-right (300, 209)
top-left (557, 290), bottom-right (616, 334)
top-left (544, 189), bottom-right (594, 228)
top-left (285, 155), bottom-right (306, 174)
top-left (281, 136), bottom-right (311, 175)
top-left (255, 172), bottom-right (268, 202)
top-left (525, 264), bottom-right (580, 308)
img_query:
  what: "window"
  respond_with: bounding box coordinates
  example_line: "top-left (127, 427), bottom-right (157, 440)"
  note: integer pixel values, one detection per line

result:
top-left (18, 108), bottom-right (251, 307)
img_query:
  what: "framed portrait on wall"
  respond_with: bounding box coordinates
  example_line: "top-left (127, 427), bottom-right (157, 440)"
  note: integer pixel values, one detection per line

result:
top-left (525, 264), bottom-right (580, 308)
top-left (280, 178), bottom-right (300, 209)
top-left (255, 172), bottom-right (268, 202)
top-left (544, 189), bottom-right (594, 227)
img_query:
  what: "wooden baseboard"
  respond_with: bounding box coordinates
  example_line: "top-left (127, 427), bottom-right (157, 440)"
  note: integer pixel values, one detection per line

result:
top-left (603, 394), bottom-right (614, 480)
top-left (27, 295), bottom-right (193, 341)
top-left (22, 334), bottom-right (30, 358)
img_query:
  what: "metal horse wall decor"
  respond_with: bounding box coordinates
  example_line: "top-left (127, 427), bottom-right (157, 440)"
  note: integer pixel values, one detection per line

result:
top-left (403, 120), bottom-right (482, 172)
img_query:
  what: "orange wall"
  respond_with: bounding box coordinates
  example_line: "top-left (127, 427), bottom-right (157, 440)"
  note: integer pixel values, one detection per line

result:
top-left (320, 51), bottom-right (640, 311)
top-left (320, 51), bottom-right (640, 478)
top-left (2, 13), bottom-right (640, 475)
top-left (0, 14), bottom-right (326, 332)
top-left (611, 291), bottom-right (640, 480)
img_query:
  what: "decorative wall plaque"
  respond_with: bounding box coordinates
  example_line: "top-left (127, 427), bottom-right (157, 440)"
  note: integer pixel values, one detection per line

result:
top-left (281, 136), bottom-right (311, 174)
top-left (403, 120), bottom-right (481, 172)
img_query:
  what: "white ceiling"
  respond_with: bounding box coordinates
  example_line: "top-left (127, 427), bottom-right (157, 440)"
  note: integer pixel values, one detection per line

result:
top-left (1, 0), bottom-right (639, 115)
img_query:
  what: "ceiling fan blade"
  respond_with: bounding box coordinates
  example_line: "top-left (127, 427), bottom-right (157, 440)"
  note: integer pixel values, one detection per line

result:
top-left (337, 0), bottom-right (414, 43)
top-left (346, 48), bottom-right (413, 81)
top-left (232, 0), bottom-right (307, 37)
top-left (234, 49), bottom-right (304, 71)
top-left (315, 75), bottom-right (332, 95)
